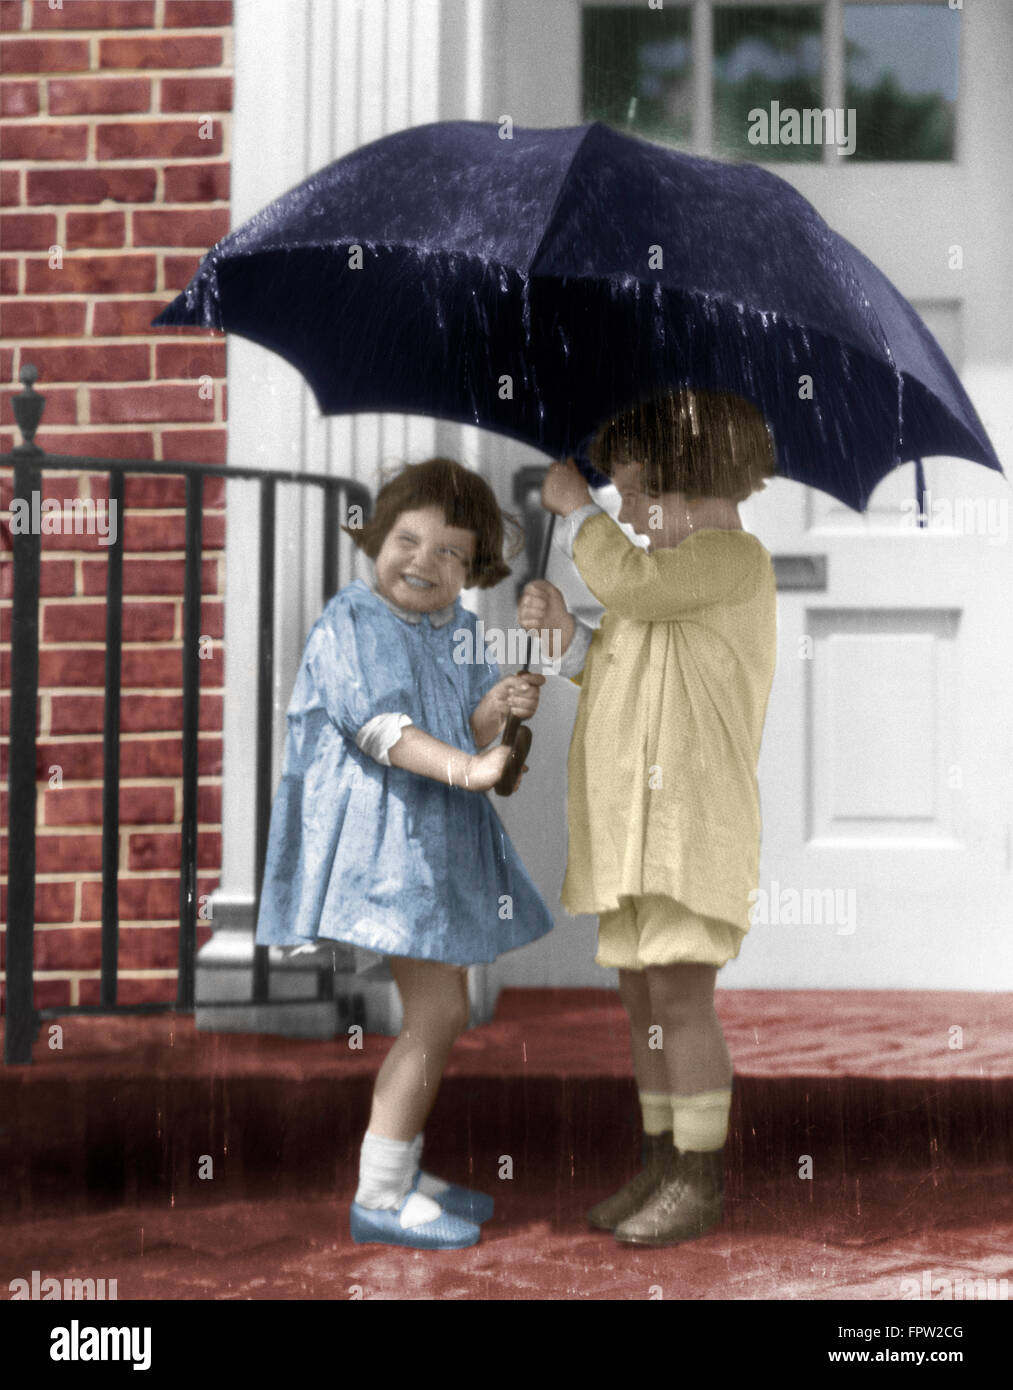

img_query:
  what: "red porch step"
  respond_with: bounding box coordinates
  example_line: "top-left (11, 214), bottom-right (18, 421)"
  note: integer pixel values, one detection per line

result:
top-left (1, 988), bottom-right (1010, 1221)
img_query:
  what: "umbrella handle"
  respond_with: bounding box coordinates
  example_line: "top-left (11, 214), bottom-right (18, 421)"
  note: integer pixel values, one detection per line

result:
top-left (492, 508), bottom-right (557, 798)
top-left (492, 715), bottom-right (532, 797)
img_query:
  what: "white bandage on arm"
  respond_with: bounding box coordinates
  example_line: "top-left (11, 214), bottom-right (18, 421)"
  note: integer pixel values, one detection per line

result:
top-left (556, 616), bottom-right (595, 678)
top-left (552, 501), bottom-right (600, 560)
top-left (355, 712), bottom-right (414, 766)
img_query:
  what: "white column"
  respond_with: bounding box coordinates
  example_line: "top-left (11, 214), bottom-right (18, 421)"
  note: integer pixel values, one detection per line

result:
top-left (211, 0), bottom-right (490, 945)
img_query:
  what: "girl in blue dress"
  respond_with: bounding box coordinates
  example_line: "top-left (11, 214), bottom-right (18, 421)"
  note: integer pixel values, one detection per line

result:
top-left (255, 457), bottom-right (554, 1249)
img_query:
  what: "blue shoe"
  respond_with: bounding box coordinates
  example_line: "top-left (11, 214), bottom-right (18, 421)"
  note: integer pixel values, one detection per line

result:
top-left (350, 1194), bottom-right (481, 1250)
top-left (410, 1171), bottom-right (495, 1224)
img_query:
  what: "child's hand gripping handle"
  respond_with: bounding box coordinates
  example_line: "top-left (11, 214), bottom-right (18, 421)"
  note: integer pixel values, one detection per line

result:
top-left (494, 508), bottom-right (557, 797)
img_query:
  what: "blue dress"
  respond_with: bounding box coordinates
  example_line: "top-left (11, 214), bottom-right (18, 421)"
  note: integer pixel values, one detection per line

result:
top-left (254, 578), bottom-right (555, 965)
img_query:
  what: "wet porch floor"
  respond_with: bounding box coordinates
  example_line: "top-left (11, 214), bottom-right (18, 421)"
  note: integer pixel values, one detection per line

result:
top-left (1, 988), bottom-right (1011, 1303)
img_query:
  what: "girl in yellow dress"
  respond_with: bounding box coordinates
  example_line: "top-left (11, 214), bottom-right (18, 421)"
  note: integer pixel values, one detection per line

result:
top-left (518, 388), bottom-right (778, 1246)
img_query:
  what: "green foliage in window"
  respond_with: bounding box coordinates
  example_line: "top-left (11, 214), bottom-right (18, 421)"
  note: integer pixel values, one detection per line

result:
top-left (713, 5), bottom-right (822, 161)
top-left (582, 5), bottom-right (693, 146)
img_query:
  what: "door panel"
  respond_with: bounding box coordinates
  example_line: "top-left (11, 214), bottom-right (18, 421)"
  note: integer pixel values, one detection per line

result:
top-left (482, 0), bottom-right (1012, 994)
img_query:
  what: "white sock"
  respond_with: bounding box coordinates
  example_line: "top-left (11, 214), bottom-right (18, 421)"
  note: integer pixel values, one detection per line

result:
top-left (671, 1089), bottom-right (733, 1152)
top-left (410, 1131), bottom-right (451, 1198)
top-left (397, 1190), bottom-right (443, 1229)
top-left (354, 1131), bottom-right (444, 1229)
top-left (354, 1131), bottom-right (417, 1210)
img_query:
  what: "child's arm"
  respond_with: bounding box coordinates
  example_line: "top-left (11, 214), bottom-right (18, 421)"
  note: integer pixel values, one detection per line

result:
top-left (470, 697), bottom-right (504, 751)
top-left (387, 725), bottom-right (521, 792)
top-left (570, 513), bottom-right (757, 619)
top-left (309, 604), bottom-right (531, 791)
top-left (517, 579), bottom-right (594, 685)
top-left (557, 617), bottom-right (594, 685)
top-left (540, 458), bottom-right (758, 621)
top-left (353, 711), bottom-right (513, 790)
top-left (355, 710), bottom-right (535, 790)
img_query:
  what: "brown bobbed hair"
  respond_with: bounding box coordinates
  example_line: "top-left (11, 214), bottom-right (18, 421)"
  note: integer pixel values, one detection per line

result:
top-left (342, 456), bottom-right (525, 590)
top-left (589, 388), bottom-right (778, 503)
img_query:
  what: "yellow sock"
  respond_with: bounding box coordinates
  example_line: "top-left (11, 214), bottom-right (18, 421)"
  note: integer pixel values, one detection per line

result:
top-left (670, 1089), bottom-right (732, 1151)
top-left (639, 1090), bottom-right (673, 1136)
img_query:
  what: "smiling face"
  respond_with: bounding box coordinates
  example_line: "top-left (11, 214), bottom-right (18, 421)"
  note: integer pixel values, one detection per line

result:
top-left (373, 506), bottom-right (478, 613)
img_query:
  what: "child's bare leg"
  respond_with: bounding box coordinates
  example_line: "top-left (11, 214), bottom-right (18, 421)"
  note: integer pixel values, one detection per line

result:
top-left (617, 967), bottom-right (669, 1095)
top-left (644, 962), bottom-right (732, 1096)
top-left (611, 963), bottom-right (731, 1243)
top-left (587, 969), bottom-right (673, 1229)
top-left (367, 957), bottom-right (470, 1142)
top-left (352, 959), bottom-right (481, 1240)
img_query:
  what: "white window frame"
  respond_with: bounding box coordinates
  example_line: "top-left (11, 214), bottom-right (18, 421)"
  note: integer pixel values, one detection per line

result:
top-left (579, 0), bottom-right (962, 165)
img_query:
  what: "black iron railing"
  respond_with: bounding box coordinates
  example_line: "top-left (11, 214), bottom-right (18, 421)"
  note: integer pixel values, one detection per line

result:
top-left (2, 365), bottom-right (371, 1064)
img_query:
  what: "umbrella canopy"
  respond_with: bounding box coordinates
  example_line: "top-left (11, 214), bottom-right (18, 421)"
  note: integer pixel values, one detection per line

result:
top-left (153, 120), bottom-right (1002, 509)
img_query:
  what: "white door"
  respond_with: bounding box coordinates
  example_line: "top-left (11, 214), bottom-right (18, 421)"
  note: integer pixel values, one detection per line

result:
top-left (740, 449), bottom-right (1011, 989)
top-left (483, 0), bottom-right (1013, 995)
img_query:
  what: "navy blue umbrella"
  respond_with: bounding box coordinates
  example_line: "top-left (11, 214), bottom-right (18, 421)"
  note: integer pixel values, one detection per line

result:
top-left (153, 119), bottom-right (1002, 510)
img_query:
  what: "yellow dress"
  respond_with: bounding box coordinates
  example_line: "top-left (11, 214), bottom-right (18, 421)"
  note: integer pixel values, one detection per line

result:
top-left (562, 512), bottom-right (777, 941)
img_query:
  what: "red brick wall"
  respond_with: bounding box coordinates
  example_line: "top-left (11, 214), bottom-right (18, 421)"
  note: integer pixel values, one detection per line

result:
top-left (1, 0), bottom-right (233, 1012)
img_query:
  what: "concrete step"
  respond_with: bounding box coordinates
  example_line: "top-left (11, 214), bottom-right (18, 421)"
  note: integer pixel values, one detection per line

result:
top-left (194, 928), bottom-right (404, 1036)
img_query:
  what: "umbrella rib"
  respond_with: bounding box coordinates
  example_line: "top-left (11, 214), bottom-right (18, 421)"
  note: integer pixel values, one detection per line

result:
top-left (524, 122), bottom-right (604, 278)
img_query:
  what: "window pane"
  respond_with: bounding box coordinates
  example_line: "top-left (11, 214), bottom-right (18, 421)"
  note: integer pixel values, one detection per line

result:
top-left (582, 4), bottom-right (693, 146)
top-left (844, 3), bottom-right (959, 161)
top-left (714, 5), bottom-right (823, 162)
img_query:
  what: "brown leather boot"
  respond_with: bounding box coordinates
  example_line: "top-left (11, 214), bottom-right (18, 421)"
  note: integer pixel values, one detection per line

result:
top-left (587, 1131), bottom-right (677, 1232)
top-left (612, 1147), bottom-right (724, 1246)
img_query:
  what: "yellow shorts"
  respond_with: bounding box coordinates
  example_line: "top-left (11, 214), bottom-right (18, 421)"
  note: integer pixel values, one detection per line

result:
top-left (596, 894), bottom-right (746, 970)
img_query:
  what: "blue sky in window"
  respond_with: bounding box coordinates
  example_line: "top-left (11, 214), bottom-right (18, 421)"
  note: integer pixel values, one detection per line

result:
top-left (637, 38), bottom-right (690, 69)
top-left (844, 3), bottom-right (960, 100)
top-left (635, 38), bottom-right (690, 98)
top-left (714, 34), bottom-right (822, 81)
